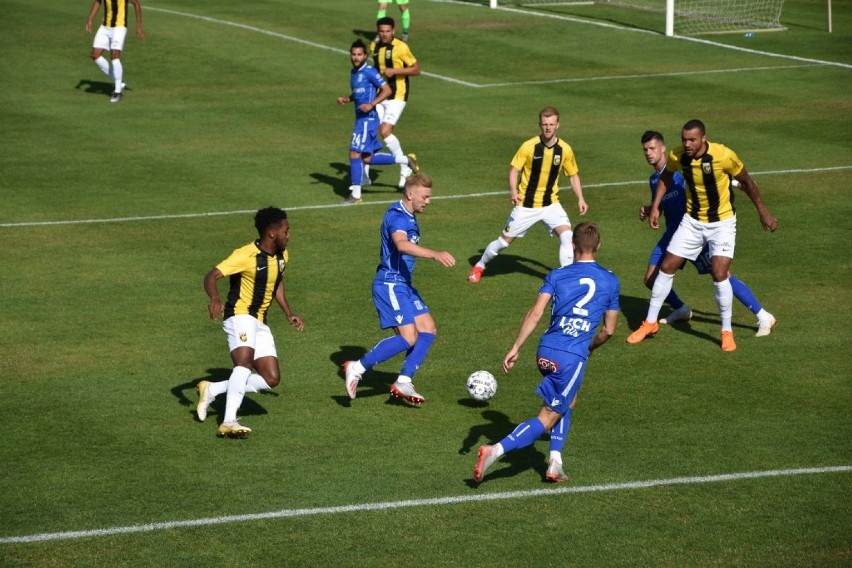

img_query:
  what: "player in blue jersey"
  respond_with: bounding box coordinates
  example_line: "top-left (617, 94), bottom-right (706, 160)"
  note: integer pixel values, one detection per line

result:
top-left (337, 39), bottom-right (418, 204)
top-left (638, 131), bottom-right (776, 336)
top-left (473, 222), bottom-right (619, 484)
top-left (342, 173), bottom-right (456, 404)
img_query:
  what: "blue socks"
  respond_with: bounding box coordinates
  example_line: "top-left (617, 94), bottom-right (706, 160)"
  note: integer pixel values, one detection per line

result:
top-left (549, 410), bottom-right (571, 453)
top-left (730, 275), bottom-right (762, 314)
top-left (369, 152), bottom-right (396, 166)
top-left (401, 332), bottom-right (435, 378)
top-left (350, 157), bottom-right (363, 185)
top-left (499, 418), bottom-right (546, 453)
top-left (361, 334), bottom-right (411, 370)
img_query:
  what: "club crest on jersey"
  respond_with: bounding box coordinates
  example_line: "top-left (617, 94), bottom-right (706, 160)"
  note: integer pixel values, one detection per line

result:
top-left (278, 258), bottom-right (286, 273)
top-left (553, 155), bottom-right (562, 166)
top-left (239, 332), bottom-right (248, 342)
top-left (702, 162), bottom-right (713, 174)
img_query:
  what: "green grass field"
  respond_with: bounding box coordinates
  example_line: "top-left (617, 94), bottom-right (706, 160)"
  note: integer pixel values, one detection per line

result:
top-left (1, 0), bottom-right (850, 565)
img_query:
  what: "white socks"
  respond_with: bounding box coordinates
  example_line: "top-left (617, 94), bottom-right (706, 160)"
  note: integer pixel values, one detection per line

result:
top-left (648, 271), bottom-right (675, 323)
top-left (384, 133), bottom-right (403, 158)
top-left (478, 237), bottom-right (510, 268)
top-left (223, 366), bottom-right (251, 423)
top-left (558, 230), bottom-right (574, 266)
top-left (111, 58), bottom-right (123, 93)
top-left (94, 56), bottom-right (111, 77)
top-left (714, 279), bottom-right (734, 332)
top-left (245, 373), bottom-right (272, 394)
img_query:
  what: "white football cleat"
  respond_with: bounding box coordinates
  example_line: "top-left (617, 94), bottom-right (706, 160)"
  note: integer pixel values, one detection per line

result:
top-left (756, 314), bottom-right (777, 337)
top-left (660, 304), bottom-right (692, 325)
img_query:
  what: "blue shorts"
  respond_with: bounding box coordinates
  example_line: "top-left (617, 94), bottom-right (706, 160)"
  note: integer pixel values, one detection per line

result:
top-left (372, 280), bottom-right (429, 329)
top-left (350, 116), bottom-right (383, 155)
top-left (649, 231), bottom-right (712, 276)
top-left (534, 345), bottom-right (587, 416)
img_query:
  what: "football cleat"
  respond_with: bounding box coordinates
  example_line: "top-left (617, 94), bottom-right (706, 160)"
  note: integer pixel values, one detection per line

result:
top-left (468, 266), bottom-right (484, 283)
top-left (341, 196), bottom-right (363, 205)
top-left (545, 460), bottom-right (568, 483)
top-left (660, 304), bottom-right (692, 325)
top-left (217, 421), bottom-right (251, 438)
top-left (720, 330), bottom-right (737, 352)
top-left (626, 320), bottom-right (659, 344)
top-left (196, 380), bottom-right (213, 422)
top-left (390, 380), bottom-right (425, 405)
top-left (110, 92), bottom-right (122, 103)
top-left (343, 361), bottom-right (362, 400)
top-left (406, 153), bottom-right (419, 174)
top-left (473, 445), bottom-right (498, 483)
top-left (756, 314), bottom-right (777, 337)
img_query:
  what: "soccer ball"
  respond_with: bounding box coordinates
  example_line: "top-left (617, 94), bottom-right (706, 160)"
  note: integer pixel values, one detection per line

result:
top-left (466, 370), bottom-right (497, 401)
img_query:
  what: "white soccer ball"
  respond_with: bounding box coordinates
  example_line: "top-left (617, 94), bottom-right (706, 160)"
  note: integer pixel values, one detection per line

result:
top-left (466, 370), bottom-right (497, 401)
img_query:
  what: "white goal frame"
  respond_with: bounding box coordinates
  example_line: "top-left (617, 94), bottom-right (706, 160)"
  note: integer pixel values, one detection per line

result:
top-left (488, 0), bottom-right (786, 36)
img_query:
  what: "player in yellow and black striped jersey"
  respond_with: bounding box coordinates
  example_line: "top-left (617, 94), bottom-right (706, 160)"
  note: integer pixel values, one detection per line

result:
top-left (197, 207), bottom-right (304, 438)
top-left (85, 0), bottom-right (144, 103)
top-left (627, 119), bottom-right (778, 352)
top-left (365, 17), bottom-right (422, 189)
top-left (468, 107), bottom-right (589, 282)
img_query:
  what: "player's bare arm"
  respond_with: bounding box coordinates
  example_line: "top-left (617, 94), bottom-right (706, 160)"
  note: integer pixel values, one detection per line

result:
top-left (392, 231), bottom-right (456, 267)
top-left (508, 167), bottom-right (521, 205)
top-left (502, 293), bottom-right (550, 374)
top-left (203, 268), bottom-right (225, 320)
top-left (569, 174), bottom-right (588, 215)
top-left (384, 61), bottom-right (421, 79)
top-left (275, 281), bottom-right (304, 332)
top-left (735, 168), bottom-right (778, 232)
top-left (85, 0), bottom-right (101, 33)
top-left (649, 169), bottom-right (673, 230)
top-left (130, 0), bottom-right (144, 39)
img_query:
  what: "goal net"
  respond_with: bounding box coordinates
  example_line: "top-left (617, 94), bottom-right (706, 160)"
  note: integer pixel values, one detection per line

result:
top-left (488, 0), bottom-right (786, 36)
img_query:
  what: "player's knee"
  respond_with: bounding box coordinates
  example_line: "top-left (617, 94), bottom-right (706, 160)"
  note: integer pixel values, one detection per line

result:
top-left (262, 371), bottom-right (280, 388)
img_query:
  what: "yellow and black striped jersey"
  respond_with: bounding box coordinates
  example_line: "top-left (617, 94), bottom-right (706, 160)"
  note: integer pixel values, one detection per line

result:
top-left (511, 136), bottom-right (579, 208)
top-left (100, 0), bottom-right (131, 28)
top-left (666, 141), bottom-right (744, 222)
top-left (370, 38), bottom-right (417, 101)
top-left (216, 241), bottom-right (288, 324)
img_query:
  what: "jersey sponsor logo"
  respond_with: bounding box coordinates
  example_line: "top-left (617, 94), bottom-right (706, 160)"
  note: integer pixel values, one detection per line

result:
top-left (413, 300), bottom-right (424, 310)
top-left (537, 356), bottom-right (559, 373)
top-left (557, 315), bottom-right (592, 337)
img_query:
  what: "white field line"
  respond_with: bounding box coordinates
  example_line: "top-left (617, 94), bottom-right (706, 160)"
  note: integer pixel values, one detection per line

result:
top-left (1, 465), bottom-right (849, 544)
top-left (144, 6), bottom-right (480, 88)
top-left (1, 165), bottom-right (850, 229)
top-left (144, 4), bottom-right (844, 92)
top-left (438, 0), bottom-right (852, 70)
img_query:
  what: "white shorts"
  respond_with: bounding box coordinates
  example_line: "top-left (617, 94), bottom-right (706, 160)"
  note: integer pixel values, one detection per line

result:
top-left (93, 25), bottom-right (128, 52)
top-left (502, 203), bottom-right (571, 238)
top-left (376, 99), bottom-right (406, 126)
top-left (667, 214), bottom-right (737, 261)
top-left (223, 314), bottom-right (278, 360)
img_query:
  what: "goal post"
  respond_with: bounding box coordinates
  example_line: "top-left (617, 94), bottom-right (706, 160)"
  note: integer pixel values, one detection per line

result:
top-left (488, 0), bottom-right (786, 36)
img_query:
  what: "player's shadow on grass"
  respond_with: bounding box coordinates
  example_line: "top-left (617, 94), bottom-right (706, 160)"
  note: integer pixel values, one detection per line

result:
top-left (170, 367), bottom-right (274, 423)
top-left (310, 162), bottom-right (401, 200)
top-left (460, 409), bottom-right (546, 487)
top-left (352, 29), bottom-right (377, 42)
top-left (329, 345), bottom-right (410, 407)
top-left (75, 79), bottom-right (120, 97)
top-left (466, 252), bottom-right (552, 281)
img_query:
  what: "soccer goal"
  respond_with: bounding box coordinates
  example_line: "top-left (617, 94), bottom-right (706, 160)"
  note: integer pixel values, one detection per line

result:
top-left (488, 0), bottom-right (786, 36)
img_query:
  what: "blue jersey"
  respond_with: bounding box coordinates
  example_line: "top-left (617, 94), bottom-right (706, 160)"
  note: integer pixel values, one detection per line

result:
top-left (351, 63), bottom-right (386, 120)
top-left (537, 261), bottom-right (620, 358)
top-left (650, 165), bottom-right (687, 236)
top-left (374, 201), bottom-right (419, 285)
